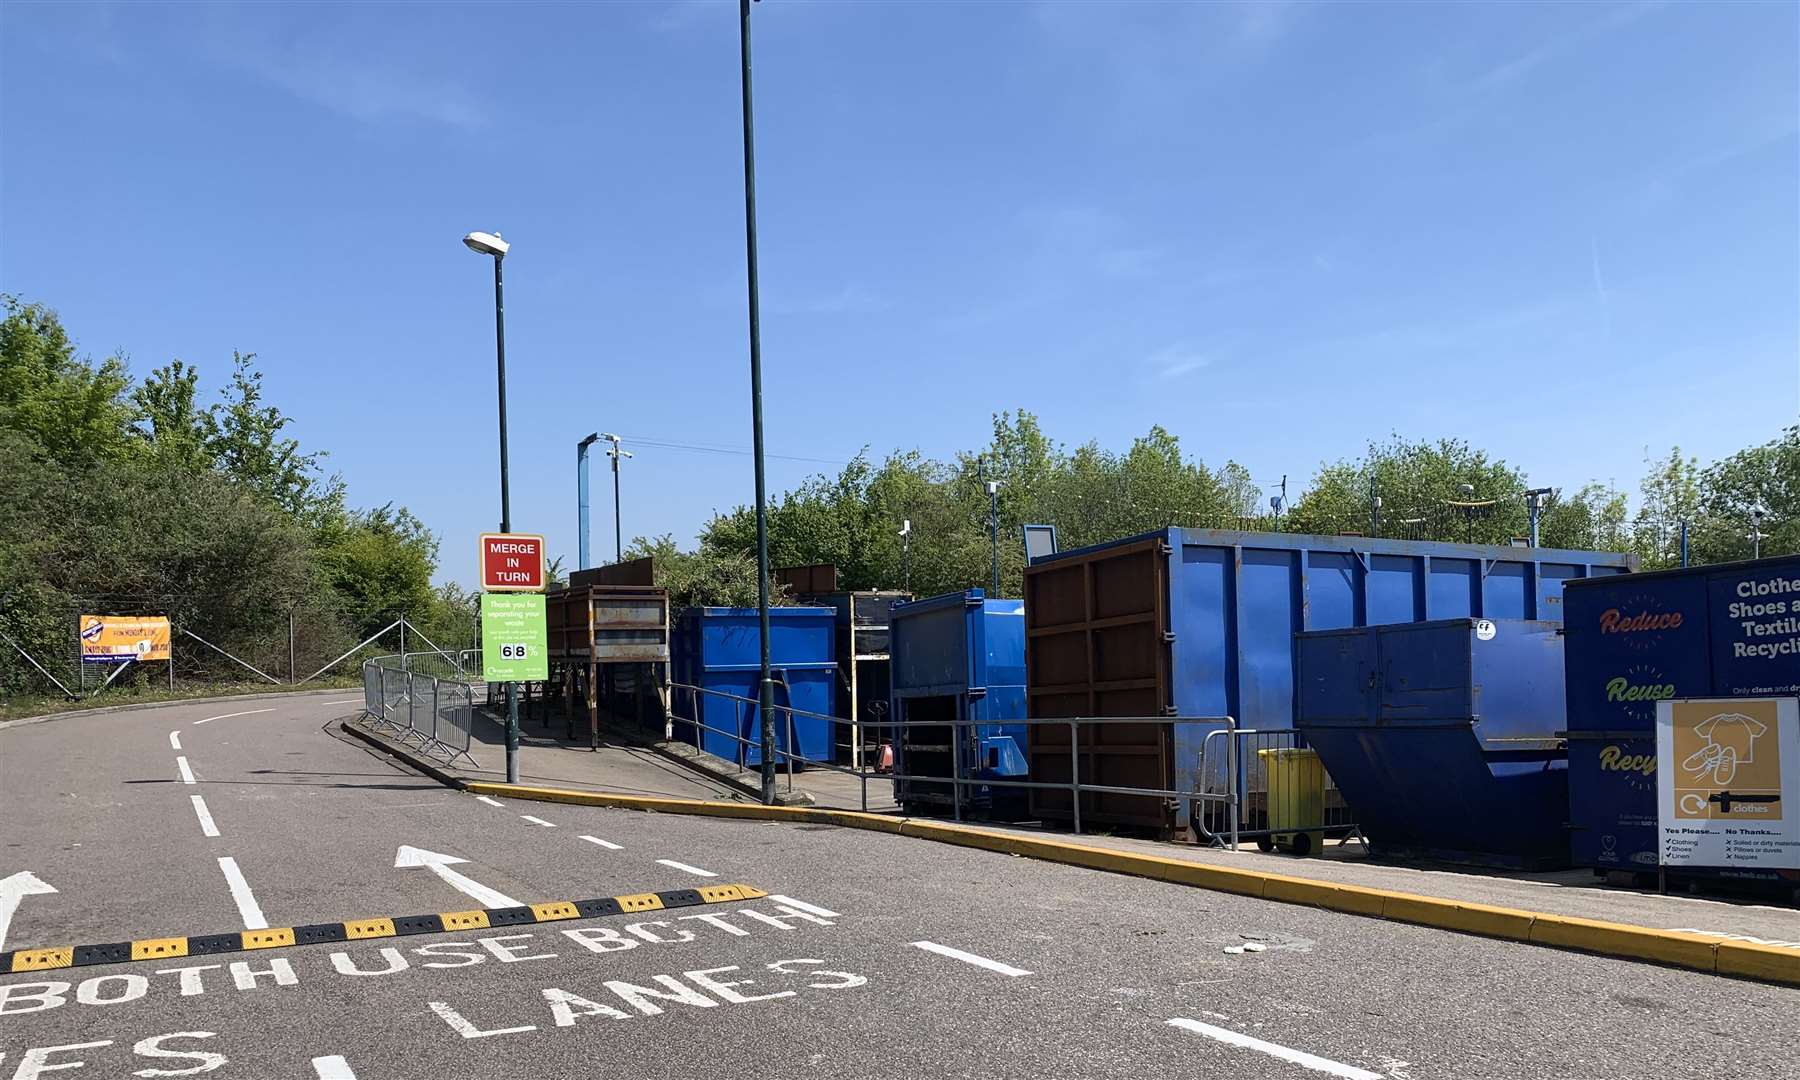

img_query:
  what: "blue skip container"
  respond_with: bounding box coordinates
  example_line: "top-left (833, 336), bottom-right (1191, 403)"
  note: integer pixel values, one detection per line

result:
top-left (889, 589), bottom-right (1028, 816)
top-left (670, 607), bottom-right (837, 767)
top-left (1295, 618), bottom-right (1570, 867)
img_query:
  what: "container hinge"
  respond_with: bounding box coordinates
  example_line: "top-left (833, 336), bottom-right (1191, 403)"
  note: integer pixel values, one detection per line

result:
top-left (1158, 542), bottom-right (1174, 556)
top-left (1162, 631), bottom-right (1177, 643)
top-left (1161, 705), bottom-right (1179, 716)
top-left (968, 687), bottom-right (988, 699)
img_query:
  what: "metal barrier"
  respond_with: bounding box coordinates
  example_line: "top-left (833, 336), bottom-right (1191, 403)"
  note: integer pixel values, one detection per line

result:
top-left (665, 681), bottom-right (1353, 844)
top-left (1190, 722), bottom-right (1365, 852)
top-left (360, 656), bottom-right (476, 764)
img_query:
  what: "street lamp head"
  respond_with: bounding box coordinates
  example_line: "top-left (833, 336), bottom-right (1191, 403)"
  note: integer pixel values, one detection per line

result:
top-left (463, 231), bottom-right (510, 257)
top-left (899, 519), bottom-right (912, 537)
top-left (601, 432), bottom-right (620, 443)
top-left (578, 433), bottom-right (600, 449)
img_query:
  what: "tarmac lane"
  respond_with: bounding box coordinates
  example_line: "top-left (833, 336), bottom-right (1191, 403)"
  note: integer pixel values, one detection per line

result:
top-left (4, 697), bottom-right (1800, 1079)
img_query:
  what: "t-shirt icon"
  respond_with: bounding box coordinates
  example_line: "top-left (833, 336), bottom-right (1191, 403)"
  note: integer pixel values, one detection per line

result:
top-left (1682, 712), bottom-right (1769, 786)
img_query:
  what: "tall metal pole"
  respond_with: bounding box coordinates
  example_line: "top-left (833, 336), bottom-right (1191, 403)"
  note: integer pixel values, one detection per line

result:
top-left (1679, 519), bottom-right (1690, 567)
top-left (611, 443), bottom-right (624, 562)
top-left (739, 0), bottom-right (777, 805)
top-left (577, 435), bottom-right (596, 571)
top-left (492, 252), bottom-right (520, 785)
top-left (989, 482), bottom-right (1000, 596)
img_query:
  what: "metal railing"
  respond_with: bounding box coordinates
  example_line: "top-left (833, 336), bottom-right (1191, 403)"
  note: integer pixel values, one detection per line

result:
top-left (664, 681), bottom-right (1352, 844)
top-left (1189, 724), bottom-right (1364, 852)
top-left (361, 655), bottom-right (476, 763)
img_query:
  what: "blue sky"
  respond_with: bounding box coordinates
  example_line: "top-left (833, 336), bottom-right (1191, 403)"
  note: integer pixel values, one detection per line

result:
top-left (4, 1), bottom-right (1796, 584)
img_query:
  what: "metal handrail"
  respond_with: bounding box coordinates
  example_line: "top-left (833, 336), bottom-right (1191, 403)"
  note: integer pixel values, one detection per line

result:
top-left (666, 679), bottom-right (1242, 837)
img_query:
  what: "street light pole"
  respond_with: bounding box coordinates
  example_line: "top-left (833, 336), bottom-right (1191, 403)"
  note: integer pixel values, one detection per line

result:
top-left (465, 229), bottom-right (521, 785)
top-left (577, 434), bottom-right (599, 571)
top-left (900, 519), bottom-right (912, 593)
top-left (739, 0), bottom-right (778, 805)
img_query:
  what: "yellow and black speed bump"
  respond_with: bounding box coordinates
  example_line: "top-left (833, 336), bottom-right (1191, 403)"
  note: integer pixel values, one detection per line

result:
top-left (0, 884), bottom-right (768, 975)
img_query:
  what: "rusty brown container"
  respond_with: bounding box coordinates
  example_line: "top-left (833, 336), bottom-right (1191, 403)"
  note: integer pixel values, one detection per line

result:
top-left (1024, 535), bottom-right (1175, 830)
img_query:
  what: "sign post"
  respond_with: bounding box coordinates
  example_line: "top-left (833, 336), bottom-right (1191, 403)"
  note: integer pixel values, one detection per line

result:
top-left (1657, 696), bottom-right (1799, 872)
top-left (479, 533), bottom-right (546, 783)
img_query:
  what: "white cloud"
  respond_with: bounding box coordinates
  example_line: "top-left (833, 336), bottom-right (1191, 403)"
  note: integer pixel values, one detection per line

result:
top-left (1149, 347), bottom-right (1211, 379)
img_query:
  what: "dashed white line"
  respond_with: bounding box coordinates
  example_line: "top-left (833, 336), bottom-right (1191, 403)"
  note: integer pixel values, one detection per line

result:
top-left (217, 857), bottom-right (268, 930)
top-left (1166, 1019), bottom-right (1382, 1080)
top-left (520, 815), bottom-right (557, 827)
top-left (311, 1055), bottom-right (358, 1079)
top-left (656, 859), bottom-right (717, 878)
top-left (908, 940), bottom-right (1031, 977)
top-left (317, 698), bottom-right (365, 705)
top-left (475, 796), bottom-right (505, 808)
top-left (176, 756), bottom-right (196, 785)
top-left (168, 731), bottom-right (182, 750)
top-left (578, 835), bottom-right (622, 850)
top-left (194, 707), bottom-right (275, 726)
top-left (189, 795), bottom-right (220, 837)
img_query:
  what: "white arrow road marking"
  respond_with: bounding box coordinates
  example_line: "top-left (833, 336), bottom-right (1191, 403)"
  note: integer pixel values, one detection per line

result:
top-left (190, 795), bottom-right (220, 837)
top-left (579, 835), bottom-right (622, 850)
top-left (194, 707), bottom-right (275, 726)
top-left (311, 1055), bottom-right (358, 1079)
top-left (0, 871), bottom-right (57, 951)
top-left (394, 846), bottom-right (521, 909)
top-left (169, 731), bottom-right (182, 750)
top-left (217, 857), bottom-right (268, 930)
top-left (1166, 1019), bottom-right (1381, 1080)
top-left (909, 941), bottom-right (1031, 976)
top-left (176, 756), bottom-right (196, 784)
top-left (656, 859), bottom-right (717, 878)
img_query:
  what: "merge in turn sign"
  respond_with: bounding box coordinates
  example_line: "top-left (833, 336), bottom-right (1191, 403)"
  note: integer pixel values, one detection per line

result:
top-left (481, 593), bottom-right (549, 682)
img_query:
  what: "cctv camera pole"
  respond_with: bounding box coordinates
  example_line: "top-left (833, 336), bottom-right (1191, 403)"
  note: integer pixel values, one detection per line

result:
top-left (605, 435), bottom-right (631, 562)
top-left (739, 0), bottom-right (778, 804)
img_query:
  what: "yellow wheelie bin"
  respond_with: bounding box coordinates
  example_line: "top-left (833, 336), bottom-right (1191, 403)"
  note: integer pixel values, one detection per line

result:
top-left (1258, 747), bottom-right (1325, 856)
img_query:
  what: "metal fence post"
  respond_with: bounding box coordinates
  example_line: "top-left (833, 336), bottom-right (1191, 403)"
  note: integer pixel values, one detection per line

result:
top-left (786, 708), bottom-right (795, 793)
top-left (1068, 719), bottom-right (1081, 836)
top-left (950, 719), bottom-right (963, 823)
top-left (1227, 718), bottom-right (1240, 850)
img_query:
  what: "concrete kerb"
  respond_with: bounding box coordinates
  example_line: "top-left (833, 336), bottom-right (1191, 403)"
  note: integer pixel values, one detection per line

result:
top-left (339, 721), bottom-right (1800, 989)
top-left (0, 686), bottom-right (359, 731)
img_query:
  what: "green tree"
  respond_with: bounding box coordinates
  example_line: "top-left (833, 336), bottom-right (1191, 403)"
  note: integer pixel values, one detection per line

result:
top-left (624, 533), bottom-right (782, 609)
top-left (132, 360), bottom-right (217, 470)
top-left (1286, 435), bottom-right (1530, 542)
top-left (0, 297), bottom-right (136, 466)
top-left (1697, 426), bottom-right (1798, 561)
top-left (212, 352), bottom-right (344, 523)
top-left (313, 505), bottom-right (440, 629)
top-left (1631, 448), bottom-right (1705, 568)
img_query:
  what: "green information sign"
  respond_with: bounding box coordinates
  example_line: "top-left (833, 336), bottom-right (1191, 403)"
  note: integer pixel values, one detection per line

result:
top-left (481, 592), bottom-right (548, 682)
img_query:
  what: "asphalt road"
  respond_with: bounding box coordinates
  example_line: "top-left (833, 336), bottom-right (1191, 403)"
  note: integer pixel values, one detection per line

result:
top-left (2, 694), bottom-right (1797, 1080)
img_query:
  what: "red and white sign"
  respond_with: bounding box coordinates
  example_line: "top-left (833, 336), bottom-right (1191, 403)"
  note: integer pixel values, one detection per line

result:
top-left (480, 533), bottom-right (545, 591)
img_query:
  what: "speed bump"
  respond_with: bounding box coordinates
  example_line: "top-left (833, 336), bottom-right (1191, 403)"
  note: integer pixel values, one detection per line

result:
top-left (0, 884), bottom-right (768, 975)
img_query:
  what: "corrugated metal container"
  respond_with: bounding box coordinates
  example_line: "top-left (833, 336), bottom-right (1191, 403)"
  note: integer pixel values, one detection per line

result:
top-left (890, 590), bottom-right (1028, 815)
top-left (1563, 554), bottom-right (1800, 880)
top-left (1296, 618), bottom-right (1569, 867)
top-left (546, 585), bottom-right (670, 664)
top-left (670, 607), bottom-right (837, 766)
top-left (1024, 527), bottom-right (1634, 831)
